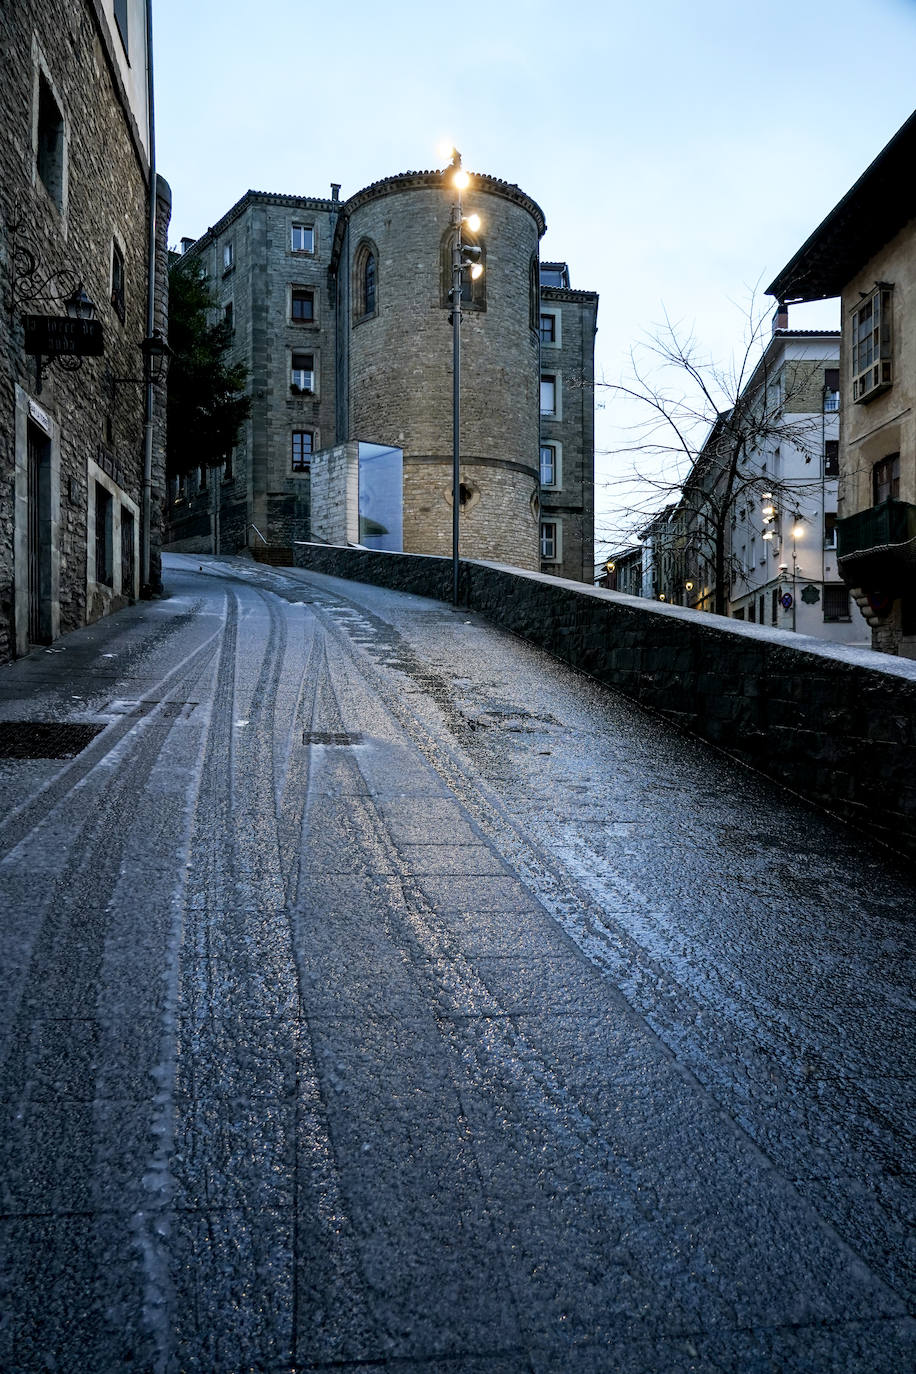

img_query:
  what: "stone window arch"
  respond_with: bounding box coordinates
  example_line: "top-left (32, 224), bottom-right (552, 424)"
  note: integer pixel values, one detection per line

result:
top-left (440, 227), bottom-right (486, 311)
top-left (353, 238), bottom-right (379, 322)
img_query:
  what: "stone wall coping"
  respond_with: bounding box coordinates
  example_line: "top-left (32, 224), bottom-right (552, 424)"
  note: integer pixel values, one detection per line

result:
top-left (474, 558), bottom-right (916, 681)
top-left (540, 287), bottom-right (600, 305)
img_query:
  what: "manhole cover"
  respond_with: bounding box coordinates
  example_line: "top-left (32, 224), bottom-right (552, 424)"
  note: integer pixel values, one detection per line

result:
top-left (0, 722), bottom-right (105, 759)
top-left (303, 731), bottom-right (363, 746)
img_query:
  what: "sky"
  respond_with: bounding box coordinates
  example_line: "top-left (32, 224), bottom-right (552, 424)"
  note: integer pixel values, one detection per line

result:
top-left (152, 0), bottom-right (916, 551)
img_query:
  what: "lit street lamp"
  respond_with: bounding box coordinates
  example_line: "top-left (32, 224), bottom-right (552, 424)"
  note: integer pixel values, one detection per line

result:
top-left (445, 149), bottom-right (483, 606)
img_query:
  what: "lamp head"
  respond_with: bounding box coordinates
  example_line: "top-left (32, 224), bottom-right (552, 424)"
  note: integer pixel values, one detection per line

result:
top-left (66, 285), bottom-right (97, 320)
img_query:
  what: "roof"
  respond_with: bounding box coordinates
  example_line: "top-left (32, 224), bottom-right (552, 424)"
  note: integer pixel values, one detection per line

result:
top-left (183, 189), bottom-right (340, 253)
top-left (767, 109), bottom-right (916, 302)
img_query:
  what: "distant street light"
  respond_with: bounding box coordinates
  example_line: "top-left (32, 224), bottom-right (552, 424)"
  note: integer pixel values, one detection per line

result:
top-left (445, 148), bottom-right (483, 606)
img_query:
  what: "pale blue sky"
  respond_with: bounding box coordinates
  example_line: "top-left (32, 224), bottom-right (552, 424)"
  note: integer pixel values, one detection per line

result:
top-left (153, 0), bottom-right (916, 544)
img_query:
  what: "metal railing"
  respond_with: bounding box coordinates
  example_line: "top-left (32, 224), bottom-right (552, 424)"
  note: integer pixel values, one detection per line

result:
top-left (246, 523), bottom-right (268, 547)
top-left (836, 499), bottom-right (916, 559)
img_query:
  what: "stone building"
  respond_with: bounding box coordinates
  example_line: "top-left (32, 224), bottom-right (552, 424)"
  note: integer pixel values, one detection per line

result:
top-left (768, 109), bottom-right (916, 656)
top-left (0, 0), bottom-right (169, 663)
top-left (166, 169), bottom-right (597, 583)
top-left (538, 262), bottom-right (598, 583)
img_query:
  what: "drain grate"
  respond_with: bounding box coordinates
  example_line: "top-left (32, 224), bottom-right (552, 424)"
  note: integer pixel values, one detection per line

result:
top-left (0, 722), bottom-right (105, 759)
top-left (303, 730), bottom-right (363, 746)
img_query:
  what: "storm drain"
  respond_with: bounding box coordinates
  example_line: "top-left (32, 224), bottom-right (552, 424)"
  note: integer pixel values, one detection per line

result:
top-left (303, 731), bottom-right (363, 746)
top-left (0, 722), bottom-right (105, 758)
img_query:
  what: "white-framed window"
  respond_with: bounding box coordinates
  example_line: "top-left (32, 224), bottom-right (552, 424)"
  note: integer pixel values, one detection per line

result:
top-left (540, 441), bottom-right (562, 489)
top-left (292, 223), bottom-right (315, 254)
top-left (223, 241), bottom-right (233, 272)
top-left (852, 285), bottom-right (893, 401)
top-left (540, 373), bottom-right (560, 417)
top-left (824, 367), bottom-right (839, 412)
top-left (291, 351), bottom-right (315, 392)
top-left (540, 519), bottom-right (562, 563)
top-left (291, 430), bottom-right (313, 471)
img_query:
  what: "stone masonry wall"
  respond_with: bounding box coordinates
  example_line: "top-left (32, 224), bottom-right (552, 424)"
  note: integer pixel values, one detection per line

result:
top-left (343, 178), bottom-right (541, 570)
top-left (292, 542), bottom-right (916, 863)
top-left (0, 0), bottom-right (152, 659)
top-left (539, 286), bottom-right (597, 583)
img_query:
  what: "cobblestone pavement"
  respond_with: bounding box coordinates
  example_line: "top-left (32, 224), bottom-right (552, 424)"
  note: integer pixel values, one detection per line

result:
top-left (1, 553), bottom-right (914, 1373)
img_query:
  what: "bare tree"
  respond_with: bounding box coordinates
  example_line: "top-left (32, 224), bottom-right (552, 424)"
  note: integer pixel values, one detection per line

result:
top-left (595, 296), bottom-right (829, 615)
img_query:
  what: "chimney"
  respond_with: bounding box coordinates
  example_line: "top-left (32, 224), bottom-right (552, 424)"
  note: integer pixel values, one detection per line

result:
top-left (772, 303), bottom-right (789, 333)
top-left (330, 183), bottom-right (341, 202)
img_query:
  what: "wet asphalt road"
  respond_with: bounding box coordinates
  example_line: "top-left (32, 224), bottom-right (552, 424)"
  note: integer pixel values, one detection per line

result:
top-left (0, 552), bottom-right (914, 1373)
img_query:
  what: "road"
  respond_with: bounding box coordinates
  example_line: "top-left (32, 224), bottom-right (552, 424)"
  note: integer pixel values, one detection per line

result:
top-left (1, 552), bottom-right (913, 1373)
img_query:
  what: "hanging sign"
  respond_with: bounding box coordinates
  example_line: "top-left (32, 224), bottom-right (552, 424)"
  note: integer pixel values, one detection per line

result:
top-left (23, 315), bottom-right (104, 357)
top-left (780, 592), bottom-right (794, 610)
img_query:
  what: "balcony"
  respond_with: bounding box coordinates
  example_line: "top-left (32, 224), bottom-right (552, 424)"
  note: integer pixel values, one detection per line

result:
top-left (836, 498), bottom-right (916, 589)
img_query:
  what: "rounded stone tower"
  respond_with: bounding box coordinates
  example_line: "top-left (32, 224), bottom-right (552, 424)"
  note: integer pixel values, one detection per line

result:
top-left (333, 169), bottom-right (545, 570)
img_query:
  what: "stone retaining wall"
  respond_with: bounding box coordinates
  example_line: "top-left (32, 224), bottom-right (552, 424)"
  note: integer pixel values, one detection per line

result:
top-left (292, 541), bottom-right (916, 862)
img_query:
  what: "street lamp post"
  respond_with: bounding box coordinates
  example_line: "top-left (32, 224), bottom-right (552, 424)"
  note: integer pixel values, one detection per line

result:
top-left (446, 150), bottom-right (482, 606)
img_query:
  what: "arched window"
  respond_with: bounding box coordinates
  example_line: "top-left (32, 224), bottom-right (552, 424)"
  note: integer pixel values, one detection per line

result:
top-left (353, 239), bottom-right (379, 321)
top-left (529, 254), bottom-right (540, 333)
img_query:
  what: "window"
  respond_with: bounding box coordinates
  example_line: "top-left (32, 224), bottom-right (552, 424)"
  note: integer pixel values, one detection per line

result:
top-left (824, 513), bottom-right (838, 548)
top-left (529, 255), bottom-right (539, 332)
top-left (852, 286), bottom-right (893, 401)
top-left (111, 240), bottom-right (125, 321)
top-left (824, 368), bottom-right (839, 412)
top-left (291, 288), bottom-right (315, 322)
top-left (540, 520), bottom-right (560, 562)
top-left (223, 301), bottom-right (234, 334)
top-left (37, 73), bottom-right (65, 210)
top-left (823, 584), bottom-right (851, 622)
top-left (364, 254), bottom-right (376, 315)
top-left (291, 431), bottom-right (313, 471)
top-left (873, 452), bottom-right (900, 505)
top-left (292, 223), bottom-right (315, 254)
top-left (540, 263), bottom-right (569, 288)
top-left (95, 483), bottom-right (113, 586)
top-left (540, 374), bottom-right (557, 416)
top-left (291, 351), bottom-right (314, 392)
top-left (354, 240), bottom-right (379, 320)
top-left (824, 440), bottom-right (839, 476)
top-left (540, 443), bottom-right (559, 488)
top-left (539, 313), bottom-right (556, 345)
top-left (222, 242), bottom-right (233, 272)
top-left (771, 588), bottom-right (779, 625)
top-left (113, 0), bottom-right (128, 52)
top-left (121, 507), bottom-right (134, 596)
